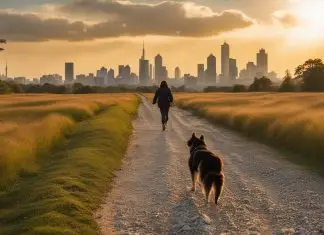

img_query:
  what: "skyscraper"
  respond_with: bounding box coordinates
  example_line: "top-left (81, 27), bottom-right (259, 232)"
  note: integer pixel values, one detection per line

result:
top-left (139, 42), bottom-right (149, 85)
top-left (154, 54), bottom-right (163, 82)
top-left (5, 61), bottom-right (7, 79)
top-left (221, 42), bottom-right (230, 78)
top-left (229, 58), bottom-right (238, 80)
top-left (206, 54), bottom-right (216, 85)
top-left (118, 65), bottom-right (125, 77)
top-left (65, 62), bottom-right (74, 84)
top-left (197, 64), bottom-right (204, 83)
top-left (175, 67), bottom-right (181, 79)
top-left (149, 64), bottom-right (153, 80)
top-left (257, 48), bottom-right (268, 75)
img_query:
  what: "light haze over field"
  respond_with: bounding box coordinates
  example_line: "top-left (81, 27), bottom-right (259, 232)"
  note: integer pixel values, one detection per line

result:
top-left (1, 0), bottom-right (324, 78)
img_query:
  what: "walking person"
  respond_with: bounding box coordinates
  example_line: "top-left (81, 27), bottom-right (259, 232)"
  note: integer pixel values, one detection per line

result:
top-left (152, 81), bottom-right (174, 131)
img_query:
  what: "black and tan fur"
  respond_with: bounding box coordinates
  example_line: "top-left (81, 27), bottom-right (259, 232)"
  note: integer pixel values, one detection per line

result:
top-left (187, 133), bottom-right (224, 205)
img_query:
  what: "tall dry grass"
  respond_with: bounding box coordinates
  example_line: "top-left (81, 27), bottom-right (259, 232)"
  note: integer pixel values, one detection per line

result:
top-left (0, 94), bottom-right (136, 187)
top-left (0, 94), bottom-right (139, 234)
top-left (176, 93), bottom-right (324, 175)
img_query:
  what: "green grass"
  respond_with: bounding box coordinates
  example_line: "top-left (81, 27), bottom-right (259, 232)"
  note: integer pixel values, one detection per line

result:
top-left (0, 96), bottom-right (139, 235)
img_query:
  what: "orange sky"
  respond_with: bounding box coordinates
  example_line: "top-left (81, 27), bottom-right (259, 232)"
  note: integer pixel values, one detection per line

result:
top-left (1, 0), bottom-right (324, 79)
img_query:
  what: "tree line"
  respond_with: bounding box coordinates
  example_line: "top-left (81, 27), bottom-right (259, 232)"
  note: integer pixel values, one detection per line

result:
top-left (1, 58), bottom-right (324, 94)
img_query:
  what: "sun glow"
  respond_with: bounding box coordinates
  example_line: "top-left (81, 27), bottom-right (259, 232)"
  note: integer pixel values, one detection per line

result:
top-left (288, 0), bottom-right (324, 43)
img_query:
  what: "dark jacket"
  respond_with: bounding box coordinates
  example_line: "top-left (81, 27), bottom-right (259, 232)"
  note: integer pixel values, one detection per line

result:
top-left (153, 87), bottom-right (174, 107)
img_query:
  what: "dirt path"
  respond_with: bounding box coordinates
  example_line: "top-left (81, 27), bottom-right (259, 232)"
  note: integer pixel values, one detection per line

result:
top-left (96, 96), bottom-right (324, 235)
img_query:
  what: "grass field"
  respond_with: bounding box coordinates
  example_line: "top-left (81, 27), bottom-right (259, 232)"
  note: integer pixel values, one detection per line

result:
top-left (174, 93), bottom-right (324, 176)
top-left (0, 94), bottom-right (139, 234)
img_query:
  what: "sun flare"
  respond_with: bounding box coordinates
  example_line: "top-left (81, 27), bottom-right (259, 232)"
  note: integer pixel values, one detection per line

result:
top-left (289, 0), bottom-right (324, 42)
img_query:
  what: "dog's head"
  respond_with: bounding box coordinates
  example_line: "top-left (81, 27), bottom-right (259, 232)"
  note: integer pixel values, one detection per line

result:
top-left (187, 132), bottom-right (206, 149)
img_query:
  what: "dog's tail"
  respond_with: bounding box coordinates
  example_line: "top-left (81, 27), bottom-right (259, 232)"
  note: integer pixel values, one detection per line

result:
top-left (203, 172), bottom-right (224, 205)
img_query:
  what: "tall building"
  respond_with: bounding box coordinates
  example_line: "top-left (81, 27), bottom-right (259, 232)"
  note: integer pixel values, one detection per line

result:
top-left (154, 54), bottom-right (163, 82)
top-left (65, 62), bottom-right (74, 84)
top-left (5, 61), bottom-right (7, 79)
top-left (175, 67), bottom-right (181, 79)
top-left (257, 48), bottom-right (268, 75)
top-left (118, 65), bottom-right (125, 77)
top-left (197, 64), bottom-right (204, 83)
top-left (149, 64), bottom-right (153, 80)
top-left (139, 42), bottom-right (150, 85)
top-left (97, 67), bottom-right (107, 78)
top-left (221, 42), bottom-right (230, 78)
top-left (206, 54), bottom-right (216, 85)
top-left (162, 66), bottom-right (168, 80)
top-left (229, 58), bottom-right (238, 80)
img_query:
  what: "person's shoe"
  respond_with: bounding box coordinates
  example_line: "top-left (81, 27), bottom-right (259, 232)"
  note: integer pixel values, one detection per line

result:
top-left (162, 123), bottom-right (166, 131)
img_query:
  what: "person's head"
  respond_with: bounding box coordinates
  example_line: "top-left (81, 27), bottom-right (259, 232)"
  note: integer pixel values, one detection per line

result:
top-left (160, 80), bottom-right (168, 88)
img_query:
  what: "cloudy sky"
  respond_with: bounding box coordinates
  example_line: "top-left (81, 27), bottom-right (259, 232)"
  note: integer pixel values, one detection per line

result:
top-left (0, 0), bottom-right (324, 78)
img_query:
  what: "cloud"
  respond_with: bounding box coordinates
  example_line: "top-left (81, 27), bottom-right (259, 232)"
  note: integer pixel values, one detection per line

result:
top-left (0, 0), bottom-right (255, 41)
top-left (0, 11), bottom-right (88, 41)
top-left (273, 11), bottom-right (299, 28)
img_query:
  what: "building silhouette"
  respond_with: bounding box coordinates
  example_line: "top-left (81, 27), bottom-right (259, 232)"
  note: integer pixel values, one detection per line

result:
top-left (221, 42), bottom-right (230, 78)
top-left (139, 42), bottom-right (149, 85)
top-left (162, 66), bottom-right (168, 81)
top-left (175, 67), bottom-right (181, 79)
top-left (206, 54), bottom-right (216, 85)
top-left (107, 68), bottom-right (115, 86)
top-left (154, 54), bottom-right (163, 83)
top-left (149, 64), bottom-right (153, 80)
top-left (65, 62), bottom-right (74, 84)
top-left (257, 48), bottom-right (268, 76)
top-left (197, 64), bottom-right (204, 83)
top-left (229, 58), bottom-right (238, 80)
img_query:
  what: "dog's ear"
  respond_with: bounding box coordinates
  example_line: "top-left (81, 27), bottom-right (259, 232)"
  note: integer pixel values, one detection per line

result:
top-left (200, 135), bottom-right (204, 140)
top-left (192, 132), bottom-right (196, 138)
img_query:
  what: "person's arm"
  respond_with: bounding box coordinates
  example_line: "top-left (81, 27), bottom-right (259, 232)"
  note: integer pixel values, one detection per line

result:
top-left (168, 89), bottom-right (174, 104)
top-left (153, 89), bottom-right (159, 104)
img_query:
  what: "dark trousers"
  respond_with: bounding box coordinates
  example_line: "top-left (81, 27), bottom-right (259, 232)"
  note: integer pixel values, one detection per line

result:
top-left (159, 105), bottom-right (170, 124)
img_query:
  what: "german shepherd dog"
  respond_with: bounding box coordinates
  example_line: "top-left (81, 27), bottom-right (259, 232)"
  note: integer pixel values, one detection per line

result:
top-left (187, 133), bottom-right (224, 205)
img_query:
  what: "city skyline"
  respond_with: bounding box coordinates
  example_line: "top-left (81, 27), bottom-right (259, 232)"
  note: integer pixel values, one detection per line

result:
top-left (1, 0), bottom-right (324, 78)
top-left (0, 42), bottom-right (275, 87)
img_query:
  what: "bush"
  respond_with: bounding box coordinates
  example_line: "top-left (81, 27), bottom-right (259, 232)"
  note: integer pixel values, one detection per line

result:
top-left (232, 84), bottom-right (247, 92)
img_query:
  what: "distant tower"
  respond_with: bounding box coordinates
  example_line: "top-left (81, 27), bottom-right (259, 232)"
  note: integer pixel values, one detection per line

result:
top-left (154, 54), bottom-right (163, 82)
top-left (229, 58), bottom-right (238, 80)
top-left (197, 64), bottom-right (204, 83)
top-left (139, 42), bottom-right (150, 85)
top-left (5, 60), bottom-right (7, 79)
top-left (221, 42), bottom-right (230, 78)
top-left (206, 54), bottom-right (216, 85)
top-left (175, 67), bottom-right (181, 79)
top-left (65, 62), bottom-right (74, 84)
top-left (149, 64), bottom-right (153, 80)
top-left (257, 48), bottom-right (268, 75)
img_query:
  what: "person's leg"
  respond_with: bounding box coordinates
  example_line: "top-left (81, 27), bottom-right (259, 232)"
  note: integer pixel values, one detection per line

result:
top-left (165, 106), bottom-right (170, 124)
top-left (159, 107), bottom-right (165, 124)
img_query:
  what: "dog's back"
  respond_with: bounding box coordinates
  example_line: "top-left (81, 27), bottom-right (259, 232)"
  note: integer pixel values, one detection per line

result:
top-left (187, 133), bottom-right (224, 205)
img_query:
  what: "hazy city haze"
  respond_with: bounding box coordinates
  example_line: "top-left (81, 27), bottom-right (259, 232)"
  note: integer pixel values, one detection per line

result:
top-left (1, 0), bottom-right (324, 78)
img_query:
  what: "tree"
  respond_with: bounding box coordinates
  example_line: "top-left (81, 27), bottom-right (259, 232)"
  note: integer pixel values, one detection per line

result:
top-left (0, 80), bottom-right (12, 94)
top-left (294, 58), bottom-right (324, 91)
top-left (279, 70), bottom-right (295, 92)
top-left (248, 76), bottom-right (273, 92)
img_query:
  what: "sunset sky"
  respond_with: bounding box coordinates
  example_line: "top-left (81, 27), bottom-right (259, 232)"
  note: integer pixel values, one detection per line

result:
top-left (1, 0), bottom-right (324, 79)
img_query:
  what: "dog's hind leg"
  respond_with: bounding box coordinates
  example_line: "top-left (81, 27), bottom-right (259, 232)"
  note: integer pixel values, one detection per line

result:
top-left (203, 175), bottom-right (213, 204)
top-left (191, 171), bottom-right (198, 192)
top-left (214, 173), bottom-right (224, 205)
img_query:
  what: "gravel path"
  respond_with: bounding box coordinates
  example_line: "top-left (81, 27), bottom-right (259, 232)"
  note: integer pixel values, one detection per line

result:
top-left (96, 96), bottom-right (324, 235)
